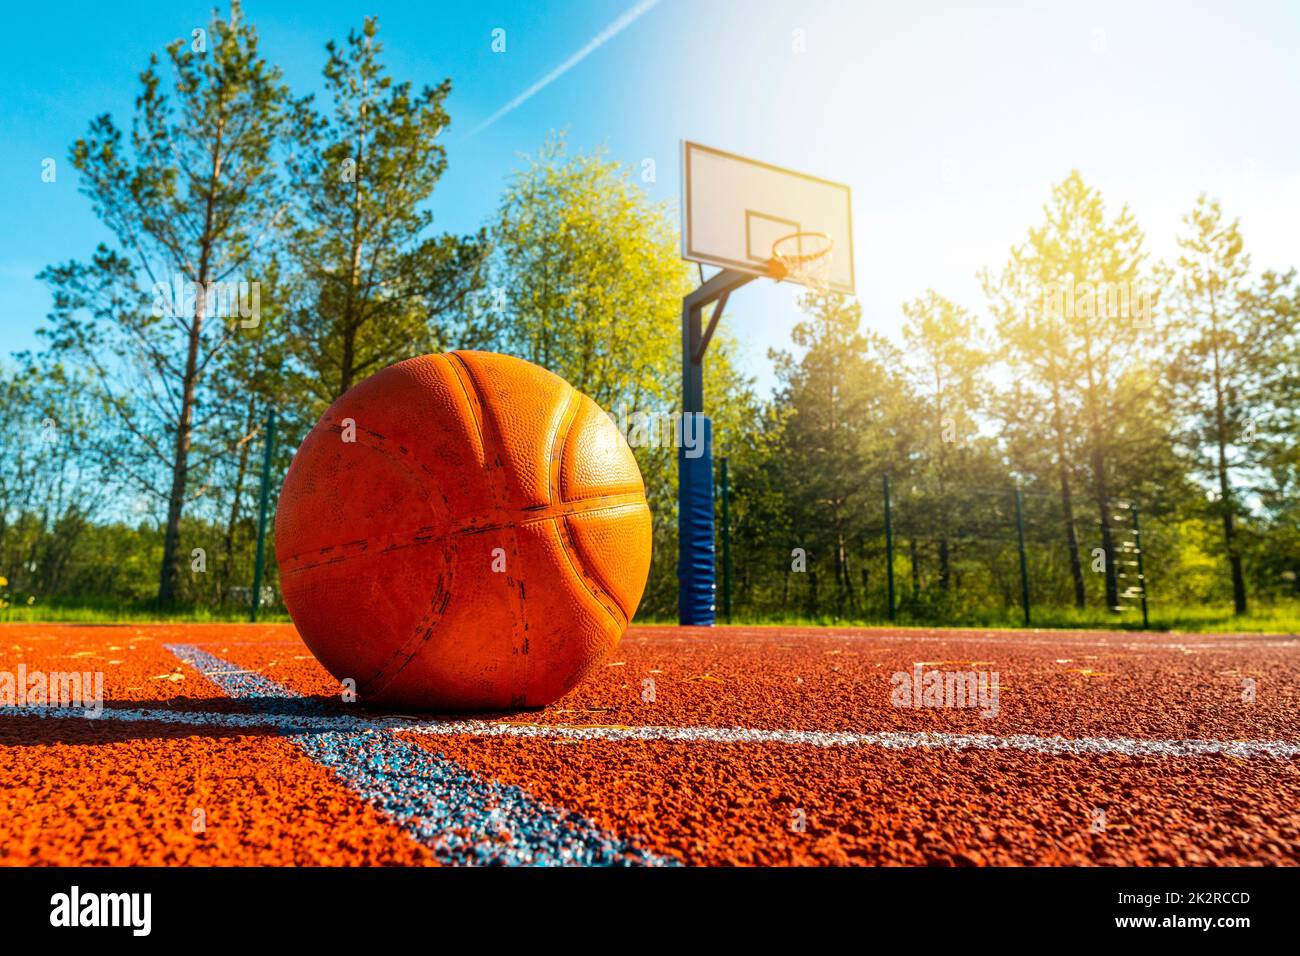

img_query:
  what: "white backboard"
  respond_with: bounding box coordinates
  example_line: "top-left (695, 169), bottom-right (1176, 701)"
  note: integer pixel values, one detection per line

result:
top-left (680, 141), bottom-right (855, 294)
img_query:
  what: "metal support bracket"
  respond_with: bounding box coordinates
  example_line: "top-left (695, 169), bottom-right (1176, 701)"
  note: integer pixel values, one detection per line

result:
top-left (682, 268), bottom-right (755, 414)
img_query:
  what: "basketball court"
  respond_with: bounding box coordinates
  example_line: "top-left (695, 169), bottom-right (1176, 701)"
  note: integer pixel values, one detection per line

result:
top-left (2, 140), bottom-right (1290, 870)
top-left (3, 621), bottom-right (1297, 866)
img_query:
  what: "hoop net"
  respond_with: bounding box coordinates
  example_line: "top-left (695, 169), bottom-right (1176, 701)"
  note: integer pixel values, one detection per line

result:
top-left (769, 231), bottom-right (834, 294)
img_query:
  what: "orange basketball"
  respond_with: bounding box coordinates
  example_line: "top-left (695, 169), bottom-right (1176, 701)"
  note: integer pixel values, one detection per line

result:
top-left (274, 351), bottom-right (652, 710)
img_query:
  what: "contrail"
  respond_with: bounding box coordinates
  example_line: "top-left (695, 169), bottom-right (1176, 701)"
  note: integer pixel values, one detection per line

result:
top-left (468, 0), bottom-right (661, 136)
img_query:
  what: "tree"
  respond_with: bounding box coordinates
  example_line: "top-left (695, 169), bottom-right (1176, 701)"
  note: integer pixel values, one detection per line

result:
top-left (285, 16), bottom-right (488, 404)
top-left (203, 258), bottom-right (296, 605)
top-left (40, 2), bottom-right (292, 605)
top-left (483, 136), bottom-right (754, 617)
top-left (1245, 268), bottom-right (1300, 597)
top-left (1164, 196), bottom-right (1266, 613)
top-left (768, 293), bottom-right (916, 616)
top-left (984, 171), bottom-right (1158, 610)
top-left (487, 136), bottom-right (693, 408)
top-left (902, 290), bottom-right (988, 592)
top-left (0, 358), bottom-right (116, 601)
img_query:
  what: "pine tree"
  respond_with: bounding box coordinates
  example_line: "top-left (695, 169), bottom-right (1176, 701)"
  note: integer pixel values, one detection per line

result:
top-left (985, 172), bottom-right (1157, 610)
top-left (1164, 196), bottom-right (1264, 613)
top-left (40, 3), bottom-right (292, 605)
top-left (285, 16), bottom-right (489, 403)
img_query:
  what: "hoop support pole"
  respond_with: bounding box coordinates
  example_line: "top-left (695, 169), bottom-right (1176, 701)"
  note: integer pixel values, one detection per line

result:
top-left (679, 269), bottom-right (754, 626)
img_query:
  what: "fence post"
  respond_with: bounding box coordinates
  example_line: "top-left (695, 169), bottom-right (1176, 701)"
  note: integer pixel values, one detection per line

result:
top-left (1014, 486), bottom-right (1031, 626)
top-left (250, 408), bottom-right (277, 623)
top-left (1131, 502), bottom-right (1149, 628)
top-left (883, 475), bottom-right (896, 621)
top-left (720, 457), bottom-right (732, 624)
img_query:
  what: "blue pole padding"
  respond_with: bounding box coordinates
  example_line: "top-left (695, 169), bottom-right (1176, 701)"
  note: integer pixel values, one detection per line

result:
top-left (677, 414), bottom-right (716, 625)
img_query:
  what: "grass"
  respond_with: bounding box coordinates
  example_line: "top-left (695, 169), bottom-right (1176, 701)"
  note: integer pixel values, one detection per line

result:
top-left (4, 598), bottom-right (1296, 634)
top-left (0, 598), bottom-right (291, 624)
top-left (643, 601), bottom-right (1300, 634)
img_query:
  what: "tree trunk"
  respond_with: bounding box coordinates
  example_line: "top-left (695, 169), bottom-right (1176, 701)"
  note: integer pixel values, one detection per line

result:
top-left (1216, 444), bottom-right (1247, 614)
top-left (1059, 468), bottom-right (1086, 609)
top-left (1221, 506), bottom-right (1247, 615)
top-left (339, 323), bottom-right (357, 397)
top-left (158, 310), bottom-right (204, 606)
top-left (337, 96), bottom-right (368, 399)
top-left (859, 536), bottom-right (870, 606)
top-left (1209, 315), bottom-right (1247, 615)
top-left (158, 114), bottom-right (223, 606)
top-left (836, 529), bottom-right (855, 613)
top-left (910, 538), bottom-right (921, 600)
top-left (1092, 447), bottom-right (1119, 611)
top-left (1050, 379), bottom-right (1086, 609)
top-left (219, 402), bottom-right (258, 603)
top-left (1078, 324), bottom-right (1118, 612)
top-left (781, 548), bottom-right (790, 607)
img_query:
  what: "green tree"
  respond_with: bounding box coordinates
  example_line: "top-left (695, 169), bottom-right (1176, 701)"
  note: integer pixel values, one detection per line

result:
top-left (1246, 268), bottom-right (1300, 596)
top-left (768, 293), bottom-right (916, 616)
top-left (983, 208), bottom-right (1087, 607)
top-left (0, 358), bottom-right (115, 602)
top-left (1164, 196), bottom-right (1266, 613)
top-left (985, 171), bottom-right (1158, 610)
top-left (902, 290), bottom-right (989, 592)
top-left (483, 136), bottom-right (754, 617)
top-left (40, 2), bottom-right (292, 605)
top-left (487, 136), bottom-right (694, 408)
top-left (203, 259), bottom-right (296, 605)
top-left (285, 16), bottom-right (488, 403)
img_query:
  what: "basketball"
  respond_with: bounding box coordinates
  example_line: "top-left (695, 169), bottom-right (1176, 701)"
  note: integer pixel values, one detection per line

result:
top-left (274, 351), bottom-right (653, 710)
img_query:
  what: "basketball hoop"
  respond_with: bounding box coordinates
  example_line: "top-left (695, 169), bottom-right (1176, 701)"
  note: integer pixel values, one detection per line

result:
top-left (768, 231), bottom-right (835, 294)
top-left (676, 141), bottom-right (855, 627)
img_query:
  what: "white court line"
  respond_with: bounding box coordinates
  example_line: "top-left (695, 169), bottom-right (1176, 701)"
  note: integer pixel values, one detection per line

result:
top-left (399, 720), bottom-right (1300, 759)
top-left (6, 704), bottom-right (1299, 760)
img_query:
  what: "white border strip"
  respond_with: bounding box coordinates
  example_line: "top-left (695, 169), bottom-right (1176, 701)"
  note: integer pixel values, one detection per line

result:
top-left (8, 704), bottom-right (1299, 760)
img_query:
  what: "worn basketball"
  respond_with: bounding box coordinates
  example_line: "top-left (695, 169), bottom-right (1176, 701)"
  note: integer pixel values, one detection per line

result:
top-left (274, 351), bottom-right (652, 710)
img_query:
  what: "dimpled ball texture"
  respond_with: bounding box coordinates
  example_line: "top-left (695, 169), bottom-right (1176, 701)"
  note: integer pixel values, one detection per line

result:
top-left (275, 351), bottom-right (653, 710)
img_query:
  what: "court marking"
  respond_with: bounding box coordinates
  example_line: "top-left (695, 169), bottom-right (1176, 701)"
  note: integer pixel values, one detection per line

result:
top-left (160, 644), bottom-right (676, 867)
top-left (8, 697), bottom-right (1299, 760)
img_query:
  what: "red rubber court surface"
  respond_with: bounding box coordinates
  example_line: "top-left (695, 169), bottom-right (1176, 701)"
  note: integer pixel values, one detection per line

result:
top-left (1, 622), bottom-right (1297, 866)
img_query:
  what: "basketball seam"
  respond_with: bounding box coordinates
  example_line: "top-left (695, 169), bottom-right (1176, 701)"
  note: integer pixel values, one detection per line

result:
top-left (539, 384), bottom-right (627, 632)
top-left (559, 503), bottom-right (650, 623)
top-left (445, 351), bottom-right (532, 706)
top-left (278, 494), bottom-right (647, 573)
top-left (556, 395), bottom-right (645, 502)
top-left (548, 387), bottom-right (583, 505)
top-left (551, 392), bottom-right (644, 627)
top-left (551, 515), bottom-right (628, 629)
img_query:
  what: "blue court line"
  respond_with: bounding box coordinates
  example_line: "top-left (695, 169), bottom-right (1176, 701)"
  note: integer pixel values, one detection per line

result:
top-left (165, 644), bottom-right (676, 867)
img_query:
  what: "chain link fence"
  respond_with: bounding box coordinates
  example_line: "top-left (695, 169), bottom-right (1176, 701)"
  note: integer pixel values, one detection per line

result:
top-left (716, 464), bottom-right (1156, 626)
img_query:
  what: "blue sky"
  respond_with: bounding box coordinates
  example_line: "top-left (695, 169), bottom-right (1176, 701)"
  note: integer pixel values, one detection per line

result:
top-left (2, 0), bottom-right (1298, 394)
